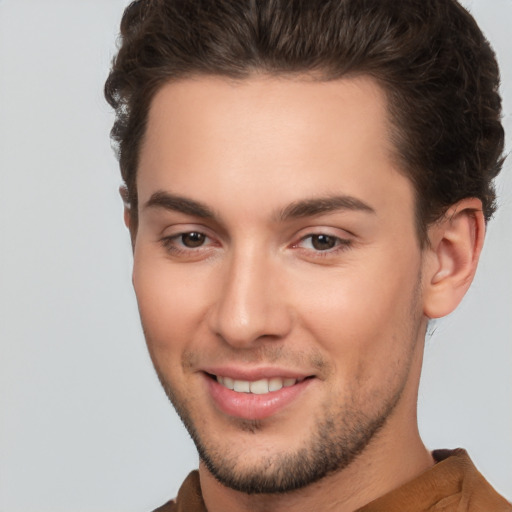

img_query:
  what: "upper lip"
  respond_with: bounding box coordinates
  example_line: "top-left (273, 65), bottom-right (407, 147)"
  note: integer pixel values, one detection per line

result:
top-left (200, 366), bottom-right (314, 381)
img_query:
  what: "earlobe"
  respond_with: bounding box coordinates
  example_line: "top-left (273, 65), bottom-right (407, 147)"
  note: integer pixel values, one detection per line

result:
top-left (422, 198), bottom-right (485, 319)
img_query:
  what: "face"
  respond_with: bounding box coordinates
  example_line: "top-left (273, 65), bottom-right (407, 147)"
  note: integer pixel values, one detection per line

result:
top-left (133, 75), bottom-right (429, 493)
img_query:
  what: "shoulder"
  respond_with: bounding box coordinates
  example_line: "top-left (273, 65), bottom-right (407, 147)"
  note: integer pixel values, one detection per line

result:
top-left (150, 471), bottom-right (205, 512)
top-left (151, 498), bottom-right (176, 512)
top-left (433, 449), bottom-right (511, 511)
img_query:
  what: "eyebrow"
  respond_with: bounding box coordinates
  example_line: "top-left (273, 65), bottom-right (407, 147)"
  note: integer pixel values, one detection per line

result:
top-left (143, 190), bottom-right (375, 222)
top-left (144, 191), bottom-right (215, 218)
top-left (277, 195), bottom-right (375, 221)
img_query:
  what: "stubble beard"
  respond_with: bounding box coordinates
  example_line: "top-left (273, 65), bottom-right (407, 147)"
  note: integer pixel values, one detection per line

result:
top-left (155, 368), bottom-right (406, 495)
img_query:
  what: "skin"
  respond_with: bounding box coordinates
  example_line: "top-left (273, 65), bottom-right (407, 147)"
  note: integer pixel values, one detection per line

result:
top-left (128, 75), bottom-right (485, 512)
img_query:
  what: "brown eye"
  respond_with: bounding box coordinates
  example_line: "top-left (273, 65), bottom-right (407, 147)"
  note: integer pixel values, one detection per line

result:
top-left (181, 232), bottom-right (206, 248)
top-left (310, 234), bottom-right (337, 251)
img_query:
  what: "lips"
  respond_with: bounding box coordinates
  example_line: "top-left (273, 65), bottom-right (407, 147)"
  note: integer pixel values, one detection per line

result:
top-left (203, 370), bottom-right (314, 420)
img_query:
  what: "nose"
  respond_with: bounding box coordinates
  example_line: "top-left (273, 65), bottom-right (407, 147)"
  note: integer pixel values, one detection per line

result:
top-left (207, 247), bottom-right (293, 348)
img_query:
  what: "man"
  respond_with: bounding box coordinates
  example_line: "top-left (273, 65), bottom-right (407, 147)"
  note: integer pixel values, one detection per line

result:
top-left (105, 0), bottom-right (511, 510)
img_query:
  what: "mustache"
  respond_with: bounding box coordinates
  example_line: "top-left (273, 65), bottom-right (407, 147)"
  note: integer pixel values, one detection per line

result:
top-left (182, 344), bottom-right (330, 374)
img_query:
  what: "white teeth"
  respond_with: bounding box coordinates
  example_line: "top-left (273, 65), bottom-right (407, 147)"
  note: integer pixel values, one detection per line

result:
top-left (268, 377), bottom-right (284, 392)
top-left (233, 380), bottom-right (251, 393)
top-left (223, 377), bottom-right (234, 390)
top-left (216, 376), bottom-right (299, 394)
top-left (249, 379), bottom-right (269, 394)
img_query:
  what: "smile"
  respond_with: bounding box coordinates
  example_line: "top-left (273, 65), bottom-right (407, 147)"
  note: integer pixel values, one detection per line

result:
top-left (206, 372), bottom-right (314, 420)
top-left (215, 375), bottom-right (304, 394)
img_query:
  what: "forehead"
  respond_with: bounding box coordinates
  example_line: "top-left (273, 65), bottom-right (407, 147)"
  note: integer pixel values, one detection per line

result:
top-left (141, 74), bottom-right (392, 171)
top-left (137, 74), bottom-right (414, 228)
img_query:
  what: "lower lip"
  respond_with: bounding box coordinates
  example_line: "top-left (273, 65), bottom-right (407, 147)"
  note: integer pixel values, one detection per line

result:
top-left (205, 375), bottom-right (312, 420)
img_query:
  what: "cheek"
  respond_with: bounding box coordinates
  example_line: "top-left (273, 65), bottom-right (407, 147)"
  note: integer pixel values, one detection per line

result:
top-left (293, 254), bottom-right (422, 377)
top-left (132, 252), bottom-right (211, 358)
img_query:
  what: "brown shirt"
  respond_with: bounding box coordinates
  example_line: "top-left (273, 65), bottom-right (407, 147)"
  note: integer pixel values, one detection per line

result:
top-left (153, 449), bottom-right (511, 512)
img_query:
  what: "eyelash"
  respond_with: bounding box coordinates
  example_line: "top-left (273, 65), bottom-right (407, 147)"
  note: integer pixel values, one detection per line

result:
top-left (160, 232), bottom-right (216, 257)
top-left (159, 231), bottom-right (353, 259)
top-left (294, 233), bottom-right (352, 257)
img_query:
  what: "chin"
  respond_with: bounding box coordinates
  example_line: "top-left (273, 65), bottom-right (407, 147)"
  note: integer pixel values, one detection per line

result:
top-left (161, 375), bottom-right (403, 495)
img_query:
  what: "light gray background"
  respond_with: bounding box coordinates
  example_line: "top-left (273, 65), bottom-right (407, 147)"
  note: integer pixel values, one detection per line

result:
top-left (0, 1), bottom-right (510, 511)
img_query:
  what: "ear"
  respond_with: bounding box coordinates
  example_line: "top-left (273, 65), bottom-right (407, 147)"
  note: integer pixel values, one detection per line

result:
top-left (120, 185), bottom-right (131, 228)
top-left (120, 185), bottom-right (136, 248)
top-left (422, 198), bottom-right (486, 319)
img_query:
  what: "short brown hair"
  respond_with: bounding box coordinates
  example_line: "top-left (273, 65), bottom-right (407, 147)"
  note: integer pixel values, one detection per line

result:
top-left (105, 0), bottom-right (505, 242)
